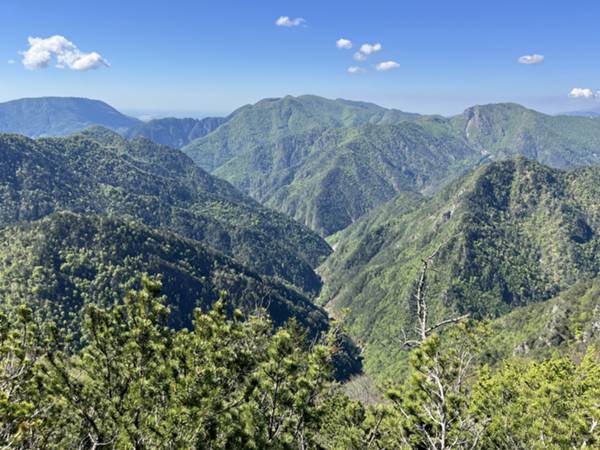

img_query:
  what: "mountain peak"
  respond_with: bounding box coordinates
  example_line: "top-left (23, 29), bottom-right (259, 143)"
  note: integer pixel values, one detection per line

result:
top-left (0, 96), bottom-right (140, 137)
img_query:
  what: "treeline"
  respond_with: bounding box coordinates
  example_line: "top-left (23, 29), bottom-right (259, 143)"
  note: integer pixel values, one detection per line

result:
top-left (1, 276), bottom-right (599, 449)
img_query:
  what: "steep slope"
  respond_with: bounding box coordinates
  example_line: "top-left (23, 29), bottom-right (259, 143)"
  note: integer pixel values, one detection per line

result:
top-left (183, 96), bottom-right (474, 236)
top-left (184, 99), bottom-right (600, 237)
top-left (486, 277), bottom-right (600, 362)
top-left (125, 116), bottom-right (227, 148)
top-left (320, 158), bottom-right (600, 378)
top-left (446, 103), bottom-right (600, 168)
top-left (0, 212), bottom-right (328, 335)
top-left (182, 95), bottom-right (419, 172)
top-left (0, 97), bottom-right (140, 137)
top-left (224, 122), bottom-right (481, 236)
top-left (0, 131), bottom-right (331, 294)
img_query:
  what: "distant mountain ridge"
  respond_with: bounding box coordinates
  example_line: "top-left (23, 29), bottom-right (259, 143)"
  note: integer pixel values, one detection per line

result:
top-left (0, 97), bottom-right (141, 137)
top-left (0, 96), bottom-right (230, 147)
top-left (183, 97), bottom-right (600, 236)
top-left (125, 116), bottom-right (228, 148)
top-left (183, 95), bottom-right (420, 173)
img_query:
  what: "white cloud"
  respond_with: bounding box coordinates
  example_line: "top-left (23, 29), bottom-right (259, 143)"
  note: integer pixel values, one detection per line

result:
top-left (348, 66), bottom-right (367, 74)
top-left (569, 88), bottom-right (597, 99)
top-left (375, 61), bottom-right (400, 71)
top-left (20, 35), bottom-right (109, 71)
top-left (518, 54), bottom-right (544, 65)
top-left (7, 59), bottom-right (15, 64)
top-left (275, 16), bottom-right (305, 27)
top-left (353, 52), bottom-right (367, 61)
top-left (336, 38), bottom-right (352, 49)
top-left (359, 43), bottom-right (382, 55)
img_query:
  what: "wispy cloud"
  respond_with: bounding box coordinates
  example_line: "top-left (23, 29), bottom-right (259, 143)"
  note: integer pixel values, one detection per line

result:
top-left (518, 54), bottom-right (544, 65)
top-left (359, 43), bottom-right (382, 55)
top-left (353, 52), bottom-right (367, 61)
top-left (569, 88), bottom-right (599, 99)
top-left (348, 66), bottom-right (367, 74)
top-left (336, 38), bottom-right (353, 49)
top-left (275, 16), bottom-right (305, 27)
top-left (20, 35), bottom-right (109, 71)
top-left (7, 59), bottom-right (15, 64)
top-left (375, 61), bottom-right (400, 71)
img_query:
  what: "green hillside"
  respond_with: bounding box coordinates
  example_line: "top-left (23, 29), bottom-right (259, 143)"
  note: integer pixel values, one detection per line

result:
top-left (182, 98), bottom-right (600, 237)
top-left (446, 103), bottom-right (600, 168)
top-left (320, 158), bottom-right (600, 379)
top-left (0, 97), bottom-right (140, 137)
top-left (125, 116), bottom-right (227, 148)
top-left (0, 211), bottom-right (329, 335)
top-left (0, 130), bottom-right (331, 294)
top-left (182, 95), bottom-right (419, 173)
top-left (248, 122), bottom-right (479, 235)
top-left (486, 277), bottom-right (600, 362)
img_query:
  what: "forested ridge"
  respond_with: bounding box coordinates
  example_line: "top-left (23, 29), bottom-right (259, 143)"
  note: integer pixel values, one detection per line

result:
top-left (1, 96), bottom-right (600, 448)
top-left (320, 158), bottom-right (600, 379)
top-left (0, 130), bottom-right (330, 295)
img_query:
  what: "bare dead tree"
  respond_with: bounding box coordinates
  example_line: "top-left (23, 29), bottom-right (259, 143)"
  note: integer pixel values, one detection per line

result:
top-left (401, 243), bottom-right (469, 349)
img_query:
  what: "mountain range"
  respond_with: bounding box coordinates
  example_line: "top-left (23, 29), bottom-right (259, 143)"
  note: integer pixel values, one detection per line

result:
top-left (0, 96), bottom-right (229, 148)
top-left (181, 97), bottom-right (600, 235)
top-left (320, 158), bottom-right (600, 378)
top-left (0, 97), bottom-right (141, 137)
top-left (2, 94), bottom-right (600, 384)
top-left (0, 129), bottom-right (330, 295)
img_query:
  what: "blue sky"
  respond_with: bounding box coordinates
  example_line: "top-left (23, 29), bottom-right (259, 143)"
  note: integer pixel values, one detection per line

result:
top-left (1, 0), bottom-right (599, 116)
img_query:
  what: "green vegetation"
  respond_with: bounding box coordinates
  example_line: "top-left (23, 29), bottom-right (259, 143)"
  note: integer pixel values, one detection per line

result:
top-left (0, 211), bottom-right (330, 337)
top-left (219, 122), bottom-right (480, 236)
top-left (1, 96), bottom-right (600, 447)
top-left (486, 277), bottom-right (600, 362)
top-left (2, 283), bottom-right (598, 448)
top-left (125, 116), bottom-right (227, 148)
top-left (0, 131), bottom-right (331, 294)
top-left (183, 97), bottom-right (600, 236)
top-left (320, 158), bottom-right (600, 379)
top-left (0, 97), bottom-right (140, 137)
top-left (183, 95), bottom-right (420, 173)
top-left (447, 103), bottom-right (600, 168)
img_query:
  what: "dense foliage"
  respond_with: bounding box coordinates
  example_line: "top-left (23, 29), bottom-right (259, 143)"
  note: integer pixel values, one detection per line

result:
top-left (0, 131), bottom-right (331, 294)
top-left (321, 158), bottom-right (600, 379)
top-left (0, 211), bottom-right (331, 339)
top-left (1, 280), bottom-right (598, 449)
top-left (1, 96), bottom-right (600, 447)
top-left (183, 97), bottom-right (600, 236)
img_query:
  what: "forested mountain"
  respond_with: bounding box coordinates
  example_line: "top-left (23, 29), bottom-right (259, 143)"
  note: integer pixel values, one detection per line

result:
top-left (125, 116), bottom-right (228, 148)
top-left (0, 130), bottom-right (331, 294)
top-left (0, 97), bottom-right (140, 136)
top-left (487, 277), bottom-right (600, 361)
top-left (445, 103), bottom-right (600, 167)
top-left (182, 97), bottom-right (600, 236)
top-left (0, 211), bottom-right (329, 335)
top-left (182, 95), bottom-right (420, 172)
top-left (320, 158), bottom-right (600, 378)
top-left (1, 95), bottom-right (600, 447)
top-left (222, 122), bottom-right (480, 236)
